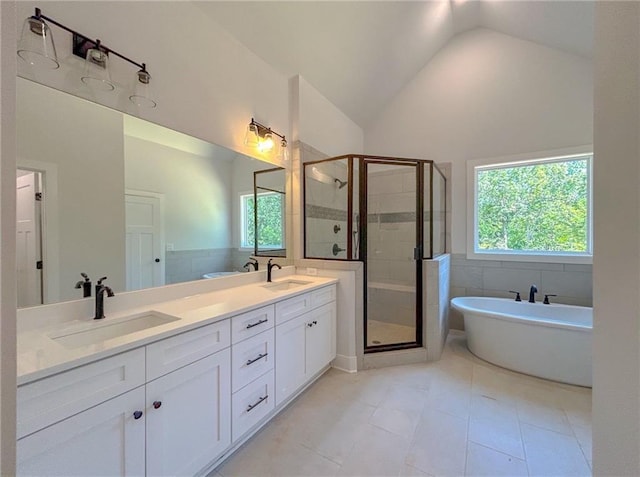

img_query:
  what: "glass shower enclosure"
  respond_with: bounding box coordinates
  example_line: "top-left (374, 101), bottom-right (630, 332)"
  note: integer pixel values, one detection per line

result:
top-left (304, 155), bottom-right (446, 353)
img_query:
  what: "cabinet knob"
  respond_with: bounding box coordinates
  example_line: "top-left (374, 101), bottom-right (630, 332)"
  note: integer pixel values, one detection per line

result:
top-left (153, 401), bottom-right (162, 409)
top-left (155, 258), bottom-right (160, 263)
top-left (307, 322), bottom-right (313, 327)
top-left (313, 320), bottom-right (318, 325)
top-left (133, 410), bottom-right (143, 420)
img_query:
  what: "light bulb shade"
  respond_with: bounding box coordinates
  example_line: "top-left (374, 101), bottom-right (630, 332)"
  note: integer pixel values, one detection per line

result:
top-left (17, 16), bottom-right (59, 69)
top-left (277, 139), bottom-right (290, 162)
top-left (258, 131), bottom-right (274, 152)
top-left (244, 123), bottom-right (260, 147)
top-left (129, 69), bottom-right (157, 108)
top-left (81, 48), bottom-right (115, 92)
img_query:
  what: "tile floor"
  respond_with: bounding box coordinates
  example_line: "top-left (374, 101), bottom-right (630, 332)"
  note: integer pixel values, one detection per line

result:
top-left (213, 331), bottom-right (592, 477)
top-left (367, 319), bottom-right (416, 346)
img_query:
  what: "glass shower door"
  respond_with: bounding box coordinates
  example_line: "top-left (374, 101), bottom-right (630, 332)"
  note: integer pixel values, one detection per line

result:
top-left (364, 160), bottom-right (421, 350)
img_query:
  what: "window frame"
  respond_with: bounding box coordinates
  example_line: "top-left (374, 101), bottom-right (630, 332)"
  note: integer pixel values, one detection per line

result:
top-left (466, 146), bottom-right (593, 264)
top-left (239, 191), bottom-right (285, 251)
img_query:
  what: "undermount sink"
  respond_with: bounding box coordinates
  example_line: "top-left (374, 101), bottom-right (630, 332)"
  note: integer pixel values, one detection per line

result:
top-left (49, 311), bottom-right (180, 349)
top-left (261, 279), bottom-right (312, 292)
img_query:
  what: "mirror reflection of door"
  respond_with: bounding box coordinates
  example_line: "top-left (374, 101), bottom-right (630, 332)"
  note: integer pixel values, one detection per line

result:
top-left (16, 170), bottom-right (43, 307)
top-left (125, 192), bottom-right (164, 291)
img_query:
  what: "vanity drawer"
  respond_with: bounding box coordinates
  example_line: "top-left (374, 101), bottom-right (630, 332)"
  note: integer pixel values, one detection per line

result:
top-left (231, 305), bottom-right (274, 344)
top-left (311, 285), bottom-right (336, 308)
top-left (231, 370), bottom-right (275, 442)
top-left (275, 292), bottom-right (311, 325)
top-left (17, 347), bottom-right (145, 439)
top-left (231, 328), bottom-right (275, 393)
top-left (146, 319), bottom-right (230, 381)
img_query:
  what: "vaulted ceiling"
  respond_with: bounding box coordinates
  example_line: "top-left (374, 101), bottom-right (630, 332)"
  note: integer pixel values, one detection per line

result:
top-left (197, 1), bottom-right (594, 128)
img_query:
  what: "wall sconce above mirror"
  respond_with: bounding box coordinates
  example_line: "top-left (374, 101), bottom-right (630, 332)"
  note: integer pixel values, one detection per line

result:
top-left (244, 118), bottom-right (289, 163)
top-left (17, 7), bottom-right (156, 108)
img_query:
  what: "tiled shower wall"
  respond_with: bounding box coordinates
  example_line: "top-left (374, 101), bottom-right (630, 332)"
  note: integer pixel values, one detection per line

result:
top-left (449, 253), bottom-right (593, 329)
top-left (304, 157), bottom-right (350, 259)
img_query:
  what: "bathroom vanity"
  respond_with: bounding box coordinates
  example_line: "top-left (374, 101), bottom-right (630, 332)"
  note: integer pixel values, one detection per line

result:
top-left (16, 276), bottom-right (337, 476)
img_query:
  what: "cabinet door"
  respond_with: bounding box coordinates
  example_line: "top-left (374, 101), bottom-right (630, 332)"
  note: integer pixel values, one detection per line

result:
top-left (17, 387), bottom-right (145, 477)
top-left (146, 348), bottom-right (231, 477)
top-left (306, 302), bottom-right (337, 378)
top-left (275, 313), bottom-right (307, 406)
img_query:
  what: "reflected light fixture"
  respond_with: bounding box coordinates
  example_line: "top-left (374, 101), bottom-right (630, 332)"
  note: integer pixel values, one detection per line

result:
top-left (17, 7), bottom-right (157, 108)
top-left (245, 118), bottom-right (288, 161)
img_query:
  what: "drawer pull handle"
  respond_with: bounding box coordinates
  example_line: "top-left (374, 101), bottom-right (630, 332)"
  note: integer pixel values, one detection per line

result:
top-left (153, 401), bottom-right (162, 409)
top-left (246, 318), bottom-right (268, 329)
top-left (246, 352), bottom-right (268, 366)
top-left (246, 395), bottom-right (268, 413)
top-left (133, 411), bottom-right (143, 420)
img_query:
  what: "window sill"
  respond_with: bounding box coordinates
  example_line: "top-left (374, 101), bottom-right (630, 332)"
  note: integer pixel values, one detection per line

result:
top-left (467, 250), bottom-right (592, 265)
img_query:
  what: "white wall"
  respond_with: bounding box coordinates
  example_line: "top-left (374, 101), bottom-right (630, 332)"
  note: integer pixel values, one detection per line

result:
top-left (592, 3), bottom-right (640, 475)
top-left (291, 75), bottom-right (363, 156)
top-left (365, 28), bottom-right (593, 253)
top-left (0, 3), bottom-right (17, 474)
top-left (17, 77), bottom-right (126, 301)
top-left (16, 1), bottom-right (289, 162)
top-left (125, 135), bottom-right (232, 250)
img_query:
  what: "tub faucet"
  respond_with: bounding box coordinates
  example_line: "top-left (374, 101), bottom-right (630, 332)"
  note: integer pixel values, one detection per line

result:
top-left (528, 285), bottom-right (538, 303)
top-left (243, 257), bottom-right (259, 272)
top-left (267, 259), bottom-right (281, 283)
top-left (94, 276), bottom-right (115, 320)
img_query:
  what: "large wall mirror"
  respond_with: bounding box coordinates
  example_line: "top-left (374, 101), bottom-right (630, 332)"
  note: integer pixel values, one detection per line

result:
top-left (17, 77), bottom-right (286, 308)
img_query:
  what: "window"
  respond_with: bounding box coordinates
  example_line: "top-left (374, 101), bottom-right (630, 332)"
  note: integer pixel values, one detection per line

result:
top-left (468, 151), bottom-right (592, 263)
top-left (240, 192), bottom-right (285, 250)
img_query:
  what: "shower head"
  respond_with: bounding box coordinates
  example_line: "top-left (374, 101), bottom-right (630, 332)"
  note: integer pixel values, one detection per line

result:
top-left (334, 178), bottom-right (348, 189)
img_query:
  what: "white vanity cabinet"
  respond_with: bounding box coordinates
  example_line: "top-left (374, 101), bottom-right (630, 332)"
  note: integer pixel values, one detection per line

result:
top-left (146, 349), bottom-right (231, 476)
top-left (17, 386), bottom-right (146, 476)
top-left (17, 280), bottom-right (338, 476)
top-left (17, 320), bottom-right (232, 477)
top-left (275, 286), bottom-right (336, 406)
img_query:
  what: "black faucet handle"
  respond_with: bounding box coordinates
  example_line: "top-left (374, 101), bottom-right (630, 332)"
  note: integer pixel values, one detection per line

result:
top-left (508, 290), bottom-right (522, 302)
top-left (543, 294), bottom-right (557, 305)
top-left (80, 272), bottom-right (90, 281)
top-left (97, 276), bottom-right (108, 285)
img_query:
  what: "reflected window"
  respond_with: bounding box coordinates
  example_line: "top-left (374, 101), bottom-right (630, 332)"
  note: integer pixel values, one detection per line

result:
top-left (241, 192), bottom-right (284, 249)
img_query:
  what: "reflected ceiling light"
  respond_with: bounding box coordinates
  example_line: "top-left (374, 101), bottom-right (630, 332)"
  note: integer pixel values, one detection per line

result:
top-left (245, 118), bottom-right (288, 161)
top-left (17, 7), bottom-right (157, 108)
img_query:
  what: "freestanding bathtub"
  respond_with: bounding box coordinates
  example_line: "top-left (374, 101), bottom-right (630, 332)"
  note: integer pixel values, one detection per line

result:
top-left (451, 297), bottom-right (592, 387)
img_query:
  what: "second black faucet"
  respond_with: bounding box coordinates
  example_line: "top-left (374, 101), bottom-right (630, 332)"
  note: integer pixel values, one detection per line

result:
top-left (267, 259), bottom-right (281, 283)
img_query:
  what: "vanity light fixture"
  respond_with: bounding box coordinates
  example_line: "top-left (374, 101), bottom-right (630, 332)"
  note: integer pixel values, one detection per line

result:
top-left (245, 118), bottom-right (289, 162)
top-left (17, 7), bottom-right (157, 108)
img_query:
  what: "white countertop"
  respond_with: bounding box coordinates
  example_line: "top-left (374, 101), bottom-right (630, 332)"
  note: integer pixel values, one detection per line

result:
top-left (17, 275), bottom-right (337, 386)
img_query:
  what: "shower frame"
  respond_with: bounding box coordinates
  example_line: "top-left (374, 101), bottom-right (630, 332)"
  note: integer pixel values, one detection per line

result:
top-left (303, 154), bottom-right (446, 353)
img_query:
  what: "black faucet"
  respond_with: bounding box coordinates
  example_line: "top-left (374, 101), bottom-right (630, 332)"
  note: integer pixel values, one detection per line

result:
top-left (75, 272), bottom-right (92, 298)
top-left (243, 257), bottom-right (259, 272)
top-left (528, 284), bottom-right (538, 303)
top-left (267, 259), bottom-right (281, 283)
top-left (94, 276), bottom-right (115, 319)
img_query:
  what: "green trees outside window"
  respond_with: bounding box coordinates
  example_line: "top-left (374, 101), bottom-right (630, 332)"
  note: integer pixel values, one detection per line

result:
top-left (243, 192), bottom-right (284, 249)
top-left (476, 157), bottom-right (590, 253)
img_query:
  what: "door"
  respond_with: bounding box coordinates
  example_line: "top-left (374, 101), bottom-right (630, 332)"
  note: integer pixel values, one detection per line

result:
top-left (146, 349), bottom-right (231, 476)
top-left (306, 302), bottom-right (336, 377)
top-left (17, 387), bottom-right (145, 476)
top-left (275, 313), bottom-right (307, 406)
top-left (16, 171), bottom-right (42, 307)
top-left (363, 160), bottom-right (422, 351)
top-left (125, 193), bottom-right (164, 291)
